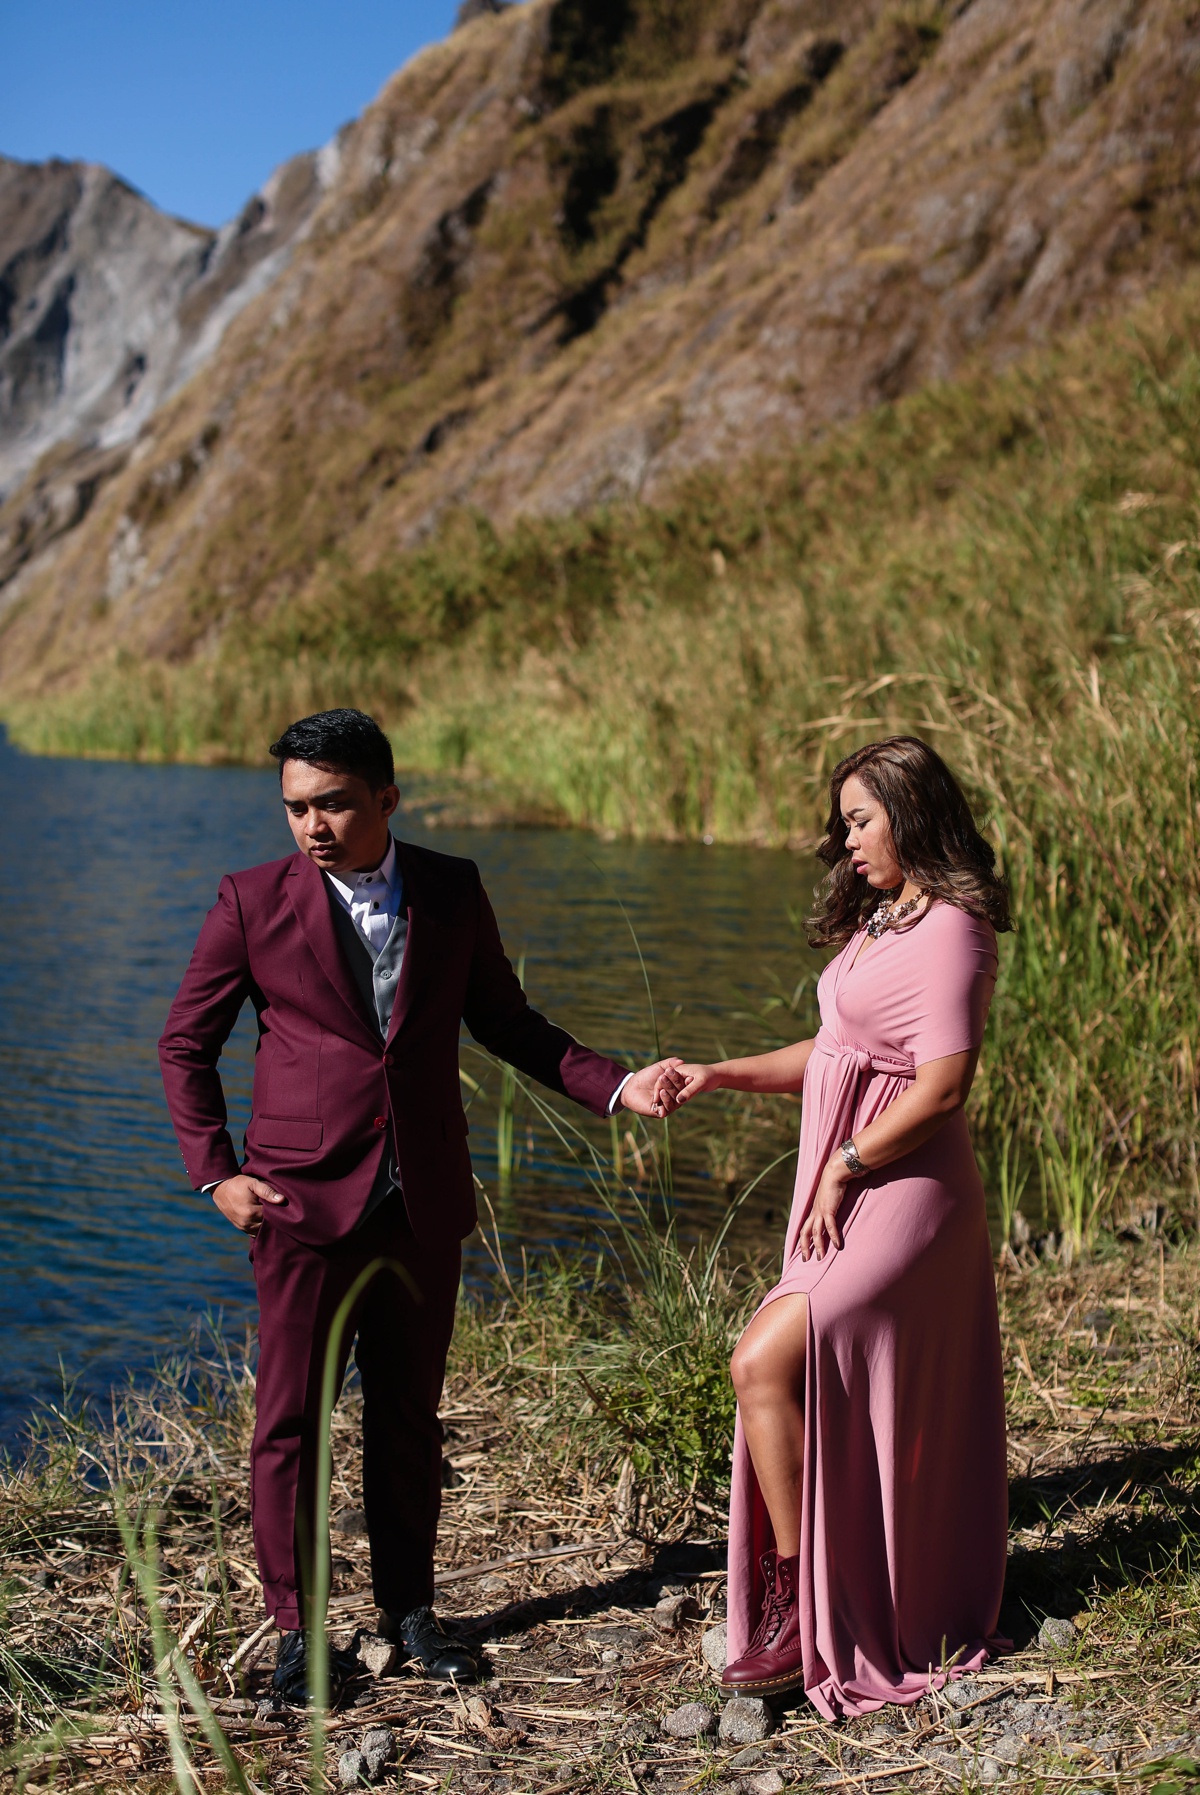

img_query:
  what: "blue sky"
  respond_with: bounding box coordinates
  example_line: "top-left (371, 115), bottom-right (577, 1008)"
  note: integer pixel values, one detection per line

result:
top-left (2, 0), bottom-right (462, 227)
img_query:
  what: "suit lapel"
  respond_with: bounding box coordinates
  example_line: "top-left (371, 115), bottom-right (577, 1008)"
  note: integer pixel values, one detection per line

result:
top-left (285, 853), bottom-right (382, 1049)
top-left (387, 837), bottom-right (433, 1046)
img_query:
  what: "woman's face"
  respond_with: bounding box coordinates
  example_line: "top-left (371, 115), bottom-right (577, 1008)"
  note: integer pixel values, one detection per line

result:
top-left (840, 773), bottom-right (905, 890)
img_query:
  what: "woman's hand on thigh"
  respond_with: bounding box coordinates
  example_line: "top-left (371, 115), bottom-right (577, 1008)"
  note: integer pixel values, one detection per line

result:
top-left (797, 1160), bottom-right (852, 1260)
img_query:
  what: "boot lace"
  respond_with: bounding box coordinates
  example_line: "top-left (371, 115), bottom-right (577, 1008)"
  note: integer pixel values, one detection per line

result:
top-left (745, 1556), bottom-right (787, 1654)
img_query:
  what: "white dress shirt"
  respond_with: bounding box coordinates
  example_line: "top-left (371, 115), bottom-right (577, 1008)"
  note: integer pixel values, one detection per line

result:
top-left (325, 834), bottom-right (403, 953)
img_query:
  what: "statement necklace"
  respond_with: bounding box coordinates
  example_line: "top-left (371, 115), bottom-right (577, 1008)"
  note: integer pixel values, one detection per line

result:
top-left (865, 890), bottom-right (924, 939)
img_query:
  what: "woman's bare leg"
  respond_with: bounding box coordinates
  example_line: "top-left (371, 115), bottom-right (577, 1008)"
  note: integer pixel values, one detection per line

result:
top-left (730, 1294), bottom-right (808, 1558)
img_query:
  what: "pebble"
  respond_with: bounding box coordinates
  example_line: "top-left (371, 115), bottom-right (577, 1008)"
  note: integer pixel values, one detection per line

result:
top-left (941, 1678), bottom-right (978, 1709)
top-left (740, 1772), bottom-right (784, 1795)
top-left (653, 1593), bottom-right (700, 1632)
top-left (978, 1757), bottom-right (1003, 1783)
top-left (701, 1621), bottom-right (728, 1674)
top-left (991, 1732), bottom-right (1025, 1764)
top-left (719, 1697), bottom-right (775, 1745)
top-left (355, 1633), bottom-right (397, 1679)
top-left (334, 1507), bottom-right (368, 1535)
top-left (661, 1701), bottom-right (717, 1739)
top-left (1038, 1615), bottom-right (1077, 1652)
top-left (360, 1726), bottom-right (398, 1781)
top-left (338, 1750), bottom-right (369, 1787)
top-left (729, 1746), bottom-right (765, 1767)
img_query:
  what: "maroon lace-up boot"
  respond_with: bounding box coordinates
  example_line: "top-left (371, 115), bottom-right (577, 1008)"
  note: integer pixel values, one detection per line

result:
top-left (721, 1549), bottom-right (805, 1696)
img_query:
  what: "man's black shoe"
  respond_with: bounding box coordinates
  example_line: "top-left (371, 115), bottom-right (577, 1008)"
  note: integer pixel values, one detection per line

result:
top-left (271, 1628), bottom-right (360, 1706)
top-left (386, 1605), bottom-right (479, 1682)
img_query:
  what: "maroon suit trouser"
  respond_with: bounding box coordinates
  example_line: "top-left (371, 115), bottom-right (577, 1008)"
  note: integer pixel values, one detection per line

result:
top-left (249, 1198), bottom-right (462, 1631)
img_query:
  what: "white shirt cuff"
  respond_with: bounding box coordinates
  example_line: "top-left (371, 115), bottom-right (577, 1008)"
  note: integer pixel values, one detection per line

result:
top-left (608, 1072), bottom-right (634, 1115)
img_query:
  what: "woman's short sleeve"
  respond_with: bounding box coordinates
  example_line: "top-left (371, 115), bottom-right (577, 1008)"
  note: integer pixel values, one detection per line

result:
top-left (904, 906), bottom-right (998, 1066)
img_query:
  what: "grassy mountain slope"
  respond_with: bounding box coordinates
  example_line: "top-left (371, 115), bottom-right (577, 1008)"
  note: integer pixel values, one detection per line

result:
top-left (3, 0), bottom-right (1199, 699)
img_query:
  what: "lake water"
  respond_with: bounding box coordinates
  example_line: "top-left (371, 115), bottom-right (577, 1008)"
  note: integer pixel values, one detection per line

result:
top-left (0, 734), bottom-right (819, 1439)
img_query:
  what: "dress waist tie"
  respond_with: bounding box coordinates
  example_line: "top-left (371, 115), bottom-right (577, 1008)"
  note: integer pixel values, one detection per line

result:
top-left (782, 1030), bottom-right (916, 1263)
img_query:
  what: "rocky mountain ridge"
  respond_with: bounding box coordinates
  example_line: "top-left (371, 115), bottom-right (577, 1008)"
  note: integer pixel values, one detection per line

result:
top-left (2, 0), bottom-right (1199, 701)
top-left (0, 140), bottom-right (334, 559)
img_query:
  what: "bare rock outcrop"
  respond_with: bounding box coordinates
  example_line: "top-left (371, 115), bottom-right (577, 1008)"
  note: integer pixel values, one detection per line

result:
top-left (0, 139), bottom-right (333, 549)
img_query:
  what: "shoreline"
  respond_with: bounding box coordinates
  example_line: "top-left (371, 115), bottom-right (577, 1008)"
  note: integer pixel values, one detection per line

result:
top-left (0, 729), bottom-right (821, 850)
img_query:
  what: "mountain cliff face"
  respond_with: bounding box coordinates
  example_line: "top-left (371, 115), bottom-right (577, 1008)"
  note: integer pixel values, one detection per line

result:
top-left (0, 144), bottom-right (332, 574)
top-left (2, 0), bottom-right (1198, 699)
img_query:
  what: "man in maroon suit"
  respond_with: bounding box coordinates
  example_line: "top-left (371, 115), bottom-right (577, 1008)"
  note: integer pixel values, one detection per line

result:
top-left (159, 709), bottom-right (681, 1701)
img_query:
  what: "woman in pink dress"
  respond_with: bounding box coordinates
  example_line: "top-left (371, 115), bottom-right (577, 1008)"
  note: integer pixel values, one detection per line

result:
top-left (662, 737), bottom-right (1011, 1718)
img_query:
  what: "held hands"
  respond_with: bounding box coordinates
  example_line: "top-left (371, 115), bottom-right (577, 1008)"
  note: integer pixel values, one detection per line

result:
top-left (651, 1061), bottom-right (722, 1113)
top-left (797, 1156), bottom-right (854, 1261)
top-left (212, 1174), bottom-right (285, 1235)
top-left (620, 1059), bottom-right (687, 1118)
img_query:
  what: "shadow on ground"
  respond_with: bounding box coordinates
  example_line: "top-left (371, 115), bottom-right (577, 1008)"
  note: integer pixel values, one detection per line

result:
top-left (1002, 1441), bottom-right (1200, 1645)
top-left (459, 1540), bottom-right (725, 1642)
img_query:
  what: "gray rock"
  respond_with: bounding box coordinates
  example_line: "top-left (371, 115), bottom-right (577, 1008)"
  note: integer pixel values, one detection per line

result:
top-left (720, 1697), bottom-right (775, 1745)
top-left (338, 1751), bottom-right (369, 1788)
top-left (587, 1624), bottom-right (648, 1649)
top-left (702, 1621), bottom-right (729, 1673)
top-left (741, 1773), bottom-right (784, 1795)
top-left (942, 1678), bottom-right (978, 1708)
top-left (661, 1701), bottom-right (717, 1740)
top-left (1038, 1615), bottom-right (1077, 1652)
top-left (978, 1758), bottom-right (1003, 1783)
top-left (356, 1632), bottom-right (398, 1678)
top-left (991, 1732), bottom-right (1025, 1764)
top-left (360, 1726), bottom-right (398, 1779)
top-left (335, 1507), bottom-right (368, 1535)
top-left (653, 1593), bottom-right (700, 1632)
top-left (730, 1747), bottom-right (765, 1768)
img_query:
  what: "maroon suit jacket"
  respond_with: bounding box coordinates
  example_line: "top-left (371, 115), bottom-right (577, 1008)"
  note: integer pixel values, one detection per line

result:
top-left (158, 838), bottom-right (627, 1245)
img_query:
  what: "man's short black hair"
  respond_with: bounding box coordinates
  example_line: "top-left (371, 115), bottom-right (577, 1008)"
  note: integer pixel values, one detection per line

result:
top-left (269, 709), bottom-right (395, 790)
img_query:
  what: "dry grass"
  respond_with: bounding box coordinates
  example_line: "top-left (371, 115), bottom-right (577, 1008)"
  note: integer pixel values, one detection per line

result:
top-left (4, 1227), bottom-right (1200, 1794)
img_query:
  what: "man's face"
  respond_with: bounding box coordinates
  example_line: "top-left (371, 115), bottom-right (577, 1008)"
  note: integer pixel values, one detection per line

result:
top-left (280, 759), bottom-right (400, 874)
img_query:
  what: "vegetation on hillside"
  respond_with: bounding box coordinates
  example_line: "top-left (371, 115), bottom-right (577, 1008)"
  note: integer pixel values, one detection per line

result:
top-left (11, 273), bottom-right (1200, 1240)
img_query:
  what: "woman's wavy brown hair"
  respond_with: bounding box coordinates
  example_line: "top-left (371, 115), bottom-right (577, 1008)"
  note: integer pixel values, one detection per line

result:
top-left (807, 736), bottom-right (1011, 949)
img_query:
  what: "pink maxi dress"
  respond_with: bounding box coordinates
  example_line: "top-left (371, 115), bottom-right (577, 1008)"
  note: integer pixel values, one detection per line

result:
top-left (726, 898), bottom-right (1007, 1718)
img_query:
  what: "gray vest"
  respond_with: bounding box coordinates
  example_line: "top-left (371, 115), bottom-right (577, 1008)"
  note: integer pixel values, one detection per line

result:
top-left (325, 882), bottom-right (409, 1225)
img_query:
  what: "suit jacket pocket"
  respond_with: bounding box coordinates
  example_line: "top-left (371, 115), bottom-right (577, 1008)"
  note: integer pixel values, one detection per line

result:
top-left (254, 1115), bottom-right (324, 1151)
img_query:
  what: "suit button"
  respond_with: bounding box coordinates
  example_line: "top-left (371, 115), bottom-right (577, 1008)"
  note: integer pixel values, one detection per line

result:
top-left (379, 968), bottom-right (392, 979)
top-left (382, 1053), bottom-right (394, 1067)
top-left (374, 1115), bottom-right (387, 1129)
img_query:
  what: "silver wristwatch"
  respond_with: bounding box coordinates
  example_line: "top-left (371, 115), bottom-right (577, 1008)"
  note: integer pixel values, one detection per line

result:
top-left (840, 1137), bottom-right (867, 1176)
